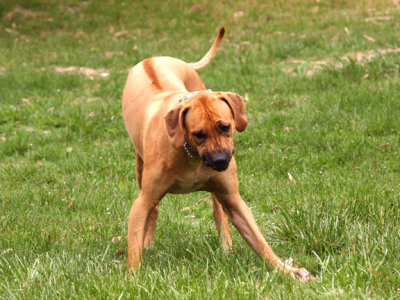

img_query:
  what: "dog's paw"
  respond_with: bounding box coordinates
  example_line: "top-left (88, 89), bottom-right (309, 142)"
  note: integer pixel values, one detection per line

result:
top-left (292, 267), bottom-right (316, 283)
top-left (283, 257), bottom-right (316, 282)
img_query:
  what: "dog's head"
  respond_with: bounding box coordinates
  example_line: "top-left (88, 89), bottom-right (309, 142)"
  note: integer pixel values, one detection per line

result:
top-left (165, 91), bottom-right (247, 172)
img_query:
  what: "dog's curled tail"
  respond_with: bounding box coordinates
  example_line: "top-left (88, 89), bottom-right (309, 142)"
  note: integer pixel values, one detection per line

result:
top-left (189, 27), bottom-right (225, 71)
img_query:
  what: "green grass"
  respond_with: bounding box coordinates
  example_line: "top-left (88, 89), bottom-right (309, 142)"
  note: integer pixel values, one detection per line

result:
top-left (1, 0), bottom-right (400, 298)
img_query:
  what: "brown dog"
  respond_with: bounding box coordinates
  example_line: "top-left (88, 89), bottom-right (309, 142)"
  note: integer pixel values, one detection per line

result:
top-left (122, 27), bottom-right (314, 282)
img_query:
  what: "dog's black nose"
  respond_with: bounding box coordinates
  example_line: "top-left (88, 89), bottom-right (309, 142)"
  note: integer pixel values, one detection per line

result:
top-left (210, 152), bottom-right (230, 172)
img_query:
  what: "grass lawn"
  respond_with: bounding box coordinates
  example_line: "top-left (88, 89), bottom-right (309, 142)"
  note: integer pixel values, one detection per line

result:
top-left (1, 0), bottom-right (399, 298)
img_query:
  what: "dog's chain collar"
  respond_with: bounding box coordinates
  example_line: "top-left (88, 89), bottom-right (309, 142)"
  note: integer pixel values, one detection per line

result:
top-left (177, 89), bottom-right (212, 104)
top-left (178, 89), bottom-right (212, 160)
top-left (183, 142), bottom-right (200, 160)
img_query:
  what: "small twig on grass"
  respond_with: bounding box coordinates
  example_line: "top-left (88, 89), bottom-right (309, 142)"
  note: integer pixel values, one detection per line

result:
top-left (67, 197), bottom-right (75, 208)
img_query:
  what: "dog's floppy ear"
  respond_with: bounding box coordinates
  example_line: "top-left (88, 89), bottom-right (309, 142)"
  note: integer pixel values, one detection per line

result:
top-left (221, 92), bottom-right (247, 132)
top-left (164, 105), bottom-right (188, 149)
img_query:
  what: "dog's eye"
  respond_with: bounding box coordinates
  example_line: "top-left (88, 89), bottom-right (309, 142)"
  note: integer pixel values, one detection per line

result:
top-left (192, 131), bottom-right (207, 140)
top-left (219, 124), bottom-right (231, 133)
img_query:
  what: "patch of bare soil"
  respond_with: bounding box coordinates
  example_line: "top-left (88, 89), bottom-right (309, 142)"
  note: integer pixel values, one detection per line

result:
top-left (283, 48), bottom-right (400, 76)
top-left (53, 66), bottom-right (110, 79)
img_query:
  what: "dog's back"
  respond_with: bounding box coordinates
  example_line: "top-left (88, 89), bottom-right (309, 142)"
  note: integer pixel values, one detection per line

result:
top-left (123, 27), bottom-right (225, 96)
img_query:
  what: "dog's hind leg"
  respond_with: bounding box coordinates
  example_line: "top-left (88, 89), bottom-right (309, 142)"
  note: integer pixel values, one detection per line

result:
top-left (212, 193), bottom-right (232, 250)
top-left (135, 153), bottom-right (143, 189)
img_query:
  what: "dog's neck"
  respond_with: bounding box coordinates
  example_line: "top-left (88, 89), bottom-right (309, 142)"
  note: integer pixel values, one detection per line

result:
top-left (183, 142), bottom-right (200, 160)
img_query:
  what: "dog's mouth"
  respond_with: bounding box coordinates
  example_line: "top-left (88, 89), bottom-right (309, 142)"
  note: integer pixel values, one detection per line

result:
top-left (202, 152), bottom-right (232, 172)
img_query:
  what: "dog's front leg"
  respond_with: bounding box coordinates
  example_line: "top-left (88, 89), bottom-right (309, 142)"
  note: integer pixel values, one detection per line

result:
top-left (213, 189), bottom-right (315, 282)
top-left (127, 191), bottom-right (157, 269)
top-left (143, 204), bottom-right (159, 249)
top-left (127, 166), bottom-right (170, 269)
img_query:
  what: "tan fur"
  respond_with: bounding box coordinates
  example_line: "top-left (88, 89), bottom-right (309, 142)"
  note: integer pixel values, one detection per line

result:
top-left (121, 28), bottom-right (314, 282)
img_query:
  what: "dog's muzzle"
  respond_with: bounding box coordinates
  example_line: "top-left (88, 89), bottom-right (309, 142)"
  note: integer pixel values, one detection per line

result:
top-left (202, 151), bottom-right (232, 172)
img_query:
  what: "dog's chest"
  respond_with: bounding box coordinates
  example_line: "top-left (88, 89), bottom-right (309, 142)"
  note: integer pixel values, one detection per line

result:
top-left (170, 180), bottom-right (205, 194)
top-left (169, 167), bottom-right (211, 194)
